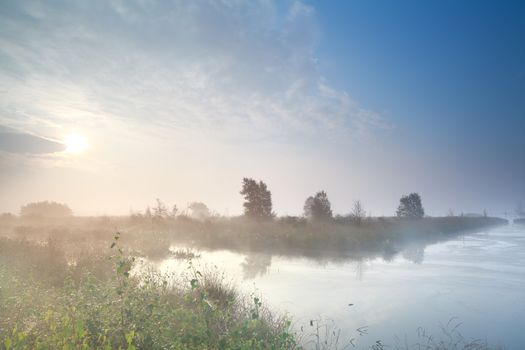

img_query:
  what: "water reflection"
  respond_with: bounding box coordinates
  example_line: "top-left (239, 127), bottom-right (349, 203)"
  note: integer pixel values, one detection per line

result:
top-left (355, 259), bottom-right (365, 281)
top-left (162, 228), bottom-right (483, 282)
top-left (240, 253), bottom-right (272, 279)
top-left (238, 238), bottom-right (430, 280)
top-left (401, 244), bottom-right (425, 264)
top-left (158, 225), bottom-right (525, 349)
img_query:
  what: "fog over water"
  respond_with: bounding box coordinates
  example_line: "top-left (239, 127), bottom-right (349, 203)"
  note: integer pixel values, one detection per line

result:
top-left (153, 224), bottom-right (525, 349)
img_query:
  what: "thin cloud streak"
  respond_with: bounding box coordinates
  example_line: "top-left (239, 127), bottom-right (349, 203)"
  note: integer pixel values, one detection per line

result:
top-left (0, 126), bottom-right (65, 154)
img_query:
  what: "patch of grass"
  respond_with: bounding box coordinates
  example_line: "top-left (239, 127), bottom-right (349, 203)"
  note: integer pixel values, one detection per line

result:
top-left (393, 318), bottom-right (505, 350)
top-left (0, 235), bottom-right (299, 350)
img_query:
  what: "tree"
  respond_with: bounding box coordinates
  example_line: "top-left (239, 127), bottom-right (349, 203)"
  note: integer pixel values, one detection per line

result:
top-left (304, 191), bottom-right (332, 221)
top-left (187, 202), bottom-right (211, 220)
top-left (240, 178), bottom-right (274, 220)
top-left (516, 202), bottom-right (525, 218)
top-left (153, 198), bottom-right (169, 219)
top-left (396, 193), bottom-right (424, 219)
top-left (171, 205), bottom-right (178, 219)
top-left (350, 200), bottom-right (366, 225)
top-left (20, 201), bottom-right (73, 218)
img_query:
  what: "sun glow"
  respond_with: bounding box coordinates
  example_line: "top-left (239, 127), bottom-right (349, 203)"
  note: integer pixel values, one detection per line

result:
top-left (64, 134), bottom-right (88, 154)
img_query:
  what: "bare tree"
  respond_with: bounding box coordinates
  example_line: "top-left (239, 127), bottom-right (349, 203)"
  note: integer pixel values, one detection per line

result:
top-left (350, 200), bottom-right (366, 225)
top-left (153, 198), bottom-right (169, 219)
top-left (516, 202), bottom-right (525, 218)
top-left (171, 205), bottom-right (178, 219)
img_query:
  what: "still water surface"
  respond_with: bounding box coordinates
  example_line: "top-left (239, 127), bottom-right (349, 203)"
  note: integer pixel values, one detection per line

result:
top-left (155, 224), bottom-right (525, 349)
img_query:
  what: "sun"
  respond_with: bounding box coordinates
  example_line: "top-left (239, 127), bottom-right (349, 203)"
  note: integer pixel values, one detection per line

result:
top-left (64, 134), bottom-right (88, 154)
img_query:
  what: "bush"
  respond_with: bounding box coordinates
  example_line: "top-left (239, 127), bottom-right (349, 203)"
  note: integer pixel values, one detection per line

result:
top-left (20, 201), bottom-right (73, 218)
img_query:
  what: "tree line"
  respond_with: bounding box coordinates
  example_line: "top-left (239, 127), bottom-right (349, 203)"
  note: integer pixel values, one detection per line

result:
top-left (14, 178), bottom-right (425, 220)
top-left (240, 177), bottom-right (425, 221)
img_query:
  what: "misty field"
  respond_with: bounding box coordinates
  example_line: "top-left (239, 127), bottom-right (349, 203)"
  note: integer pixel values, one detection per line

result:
top-left (0, 215), bottom-right (508, 349)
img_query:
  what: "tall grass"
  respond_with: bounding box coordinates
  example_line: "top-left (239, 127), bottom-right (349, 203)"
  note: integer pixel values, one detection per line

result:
top-left (393, 318), bottom-right (505, 350)
top-left (0, 235), bottom-right (298, 349)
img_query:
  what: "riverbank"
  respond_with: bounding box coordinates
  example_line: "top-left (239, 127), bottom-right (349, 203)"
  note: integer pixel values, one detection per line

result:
top-left (0, 236), bottom-right (297, 349)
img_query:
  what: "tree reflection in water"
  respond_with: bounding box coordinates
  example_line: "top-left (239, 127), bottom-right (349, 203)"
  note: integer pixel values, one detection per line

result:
top-left (241, 253), bottom-right (272, 280)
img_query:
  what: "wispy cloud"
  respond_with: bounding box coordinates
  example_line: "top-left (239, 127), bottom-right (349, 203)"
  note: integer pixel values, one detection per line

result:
top-left (0, 0), bottom-right (384, 145)
top-left (0, 126), bottom-right (65, 154)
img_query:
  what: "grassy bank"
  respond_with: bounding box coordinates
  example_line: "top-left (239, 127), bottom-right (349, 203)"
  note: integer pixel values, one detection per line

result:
top-left (0, 236), bottom-right (297, 350)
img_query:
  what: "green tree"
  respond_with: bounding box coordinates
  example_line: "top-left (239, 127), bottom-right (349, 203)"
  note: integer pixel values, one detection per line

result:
top-left (188, 202), bottom-right (211, 220)
top-left (396, 193), bottom-right (425, 218)
top-left (240, 178), bottom-right (274, 219)
top-left (304, 191), bottom-right (332, 221)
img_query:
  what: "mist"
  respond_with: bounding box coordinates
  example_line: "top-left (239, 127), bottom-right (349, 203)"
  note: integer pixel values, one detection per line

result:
top-left (1, 1), bottom-right (525, 349)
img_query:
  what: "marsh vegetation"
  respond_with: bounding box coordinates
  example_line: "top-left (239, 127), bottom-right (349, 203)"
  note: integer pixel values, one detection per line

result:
top-left (0, 233), bottom-right (297, 349)
top-left (0, 209), bottom-right (511, 349)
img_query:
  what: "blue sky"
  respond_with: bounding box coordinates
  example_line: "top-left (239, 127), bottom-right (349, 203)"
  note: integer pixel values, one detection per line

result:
top-left (315, 0), bottom-right (525, 145)
top-left (0, 1), bottom-right (523, 216)
top-left (313, 0), bottom-right (525, 215)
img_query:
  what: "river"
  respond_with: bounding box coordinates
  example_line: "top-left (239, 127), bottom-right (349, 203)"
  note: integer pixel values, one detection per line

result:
top-left (152, 223), bottom-right (525, 349)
